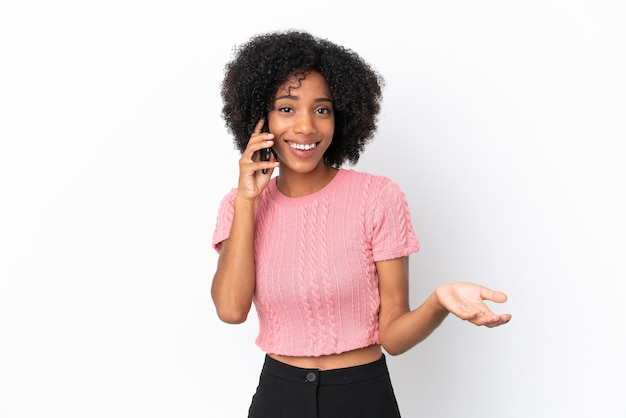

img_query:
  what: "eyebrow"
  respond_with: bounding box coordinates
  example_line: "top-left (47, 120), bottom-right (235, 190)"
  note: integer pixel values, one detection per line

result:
top-left (274, 94), bottom-right (334, 103)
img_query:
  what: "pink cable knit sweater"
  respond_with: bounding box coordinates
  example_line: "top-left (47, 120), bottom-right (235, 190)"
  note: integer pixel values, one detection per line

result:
top-left (212, 169), bottom-right (420, 357)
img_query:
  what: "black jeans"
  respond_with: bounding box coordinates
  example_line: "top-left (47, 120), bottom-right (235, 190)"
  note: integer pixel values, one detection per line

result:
top-left (248, 354), bottom-right (402, 418)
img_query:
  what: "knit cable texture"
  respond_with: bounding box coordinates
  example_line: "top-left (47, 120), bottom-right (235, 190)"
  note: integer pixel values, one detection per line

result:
top-left (212, 169), bottom-right (420, 356)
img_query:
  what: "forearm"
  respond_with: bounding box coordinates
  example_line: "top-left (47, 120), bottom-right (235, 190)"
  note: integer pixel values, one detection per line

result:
top-left (379, 292), bottom-right (449, 356)
top-left (211, 195), bottom-right (257, 323)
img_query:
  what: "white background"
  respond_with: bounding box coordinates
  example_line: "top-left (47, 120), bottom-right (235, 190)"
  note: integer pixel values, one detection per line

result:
top-left (1, 1), bottom-right (625, 417)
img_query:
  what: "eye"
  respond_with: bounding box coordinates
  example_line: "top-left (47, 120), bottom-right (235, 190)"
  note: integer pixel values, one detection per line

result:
top-left (278, 106), bottom-right (293, 113)
top-left (316, 107), bottom-right (332, 115)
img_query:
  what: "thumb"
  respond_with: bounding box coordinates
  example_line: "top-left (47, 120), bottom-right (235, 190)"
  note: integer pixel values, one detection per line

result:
top-left (482, 287), bottom-right (508, 303)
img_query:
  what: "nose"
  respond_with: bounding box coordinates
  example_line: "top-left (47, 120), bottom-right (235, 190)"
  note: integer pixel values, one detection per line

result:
top-left (294, 112), bottom-right (316, 135)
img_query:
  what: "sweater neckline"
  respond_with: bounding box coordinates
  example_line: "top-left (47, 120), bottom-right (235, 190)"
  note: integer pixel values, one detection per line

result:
top-left (267, 169), bottom-right (349, 206)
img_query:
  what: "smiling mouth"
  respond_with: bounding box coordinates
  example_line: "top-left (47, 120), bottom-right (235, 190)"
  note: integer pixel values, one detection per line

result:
top-left (289, 142), bottom-right (320, 151)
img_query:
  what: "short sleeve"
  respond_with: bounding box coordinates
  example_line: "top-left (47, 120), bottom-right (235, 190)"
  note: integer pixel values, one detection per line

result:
top-left (371, 179), bottom-right (420, 262)
top-left (212, 188), bottom-right (238, 253)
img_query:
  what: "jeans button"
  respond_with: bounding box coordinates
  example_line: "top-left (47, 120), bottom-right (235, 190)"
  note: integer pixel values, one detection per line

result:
top-left (305, 372), bottom-right (317, 382)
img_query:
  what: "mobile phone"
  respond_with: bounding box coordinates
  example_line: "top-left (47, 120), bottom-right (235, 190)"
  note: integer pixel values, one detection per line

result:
top-left (260, 119), bottom-right (271, 174)
top-left (261, 147), bottom-right (271, 174)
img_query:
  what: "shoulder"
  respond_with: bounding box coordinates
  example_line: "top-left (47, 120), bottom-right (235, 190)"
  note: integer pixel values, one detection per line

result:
top-left (339, 169), bottom-right (402, 194)
top-left (217, 180), bottom-right (276, 212)
top-left (217, 187), bottom-right (238, 207)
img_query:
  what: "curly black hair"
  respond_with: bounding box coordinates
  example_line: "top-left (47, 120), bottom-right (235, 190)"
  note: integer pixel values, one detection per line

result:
top-left (220, 30), bottom-right (384, 168)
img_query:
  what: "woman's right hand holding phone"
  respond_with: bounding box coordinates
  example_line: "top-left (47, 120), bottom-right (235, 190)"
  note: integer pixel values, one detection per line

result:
top-left (214, 120), bottom-right (275, 324)
top-left (237, 119), bottom-right (278, 201)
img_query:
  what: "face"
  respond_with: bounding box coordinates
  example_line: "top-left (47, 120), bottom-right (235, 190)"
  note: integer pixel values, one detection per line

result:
top-left (267, 71), bottom-right (335, 176)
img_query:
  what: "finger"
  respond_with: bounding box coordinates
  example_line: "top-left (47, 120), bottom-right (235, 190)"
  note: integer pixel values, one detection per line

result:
top-left (241, 154), bottom-right (279, 173)
top-left (481, 287), bottom-right (508, 303)
top-left (454, 306), bottom-right (483, 321)
top-left (254, 140), bottom-right (275, 162)
top-left (249, 119), bottom-right (273, 143)
top-left (244, 139), bottom-right (274, 164)
top-left (248, 121), bottom-right (274, 145)
top-left (498, 313), bottom-right (512, 324)
top-left (475, 312), bottom-right (512, 327)
top-left (252, 118), bottom-right (266, 135)
top-left (261, 160), bottom-right (280, 176)
top-left (468, 312), bottom-right (497, 326)
top-left (246, 132), bottom-right (274, 152)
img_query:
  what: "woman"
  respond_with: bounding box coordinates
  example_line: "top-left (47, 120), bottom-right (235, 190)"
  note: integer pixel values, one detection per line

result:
top-left (212, 30), bottom-right (511, 418)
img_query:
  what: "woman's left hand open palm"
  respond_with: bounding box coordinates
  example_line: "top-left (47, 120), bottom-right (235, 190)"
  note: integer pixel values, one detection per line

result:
top-left (435, 283), bottom-right (512, 327)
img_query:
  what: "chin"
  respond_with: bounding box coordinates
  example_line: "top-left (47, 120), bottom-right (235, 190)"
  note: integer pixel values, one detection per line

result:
top-left (296, 161), bottom-right (327, 173)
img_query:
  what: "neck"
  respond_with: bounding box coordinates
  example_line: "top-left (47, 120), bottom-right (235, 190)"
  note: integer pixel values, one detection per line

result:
top-left (276, 165), bottom-right (338, 198)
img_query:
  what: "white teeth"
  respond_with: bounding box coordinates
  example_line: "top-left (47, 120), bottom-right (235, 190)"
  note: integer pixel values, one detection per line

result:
top-left (290, 142), bottom-right (317, 151)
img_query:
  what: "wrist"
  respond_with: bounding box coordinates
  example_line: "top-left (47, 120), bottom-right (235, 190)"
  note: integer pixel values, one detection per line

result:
top-left (429, 287), bottom-right (451, 317)
top-left (234, 193), bottom-right (258, 207)
top-left (233, 194), bottom-right (259, 221)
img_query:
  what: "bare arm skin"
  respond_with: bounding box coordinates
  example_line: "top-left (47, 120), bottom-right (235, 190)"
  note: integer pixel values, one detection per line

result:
top-left (211, 120), bottom-right (278, 324)
top-left (377, 257), bottom-right (511, 356)
top-left (210, 198), bottom-right (256, 324)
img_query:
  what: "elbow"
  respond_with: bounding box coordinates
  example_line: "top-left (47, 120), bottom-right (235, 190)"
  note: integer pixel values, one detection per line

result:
top-left (214, 305), bottom-right (250, 324)
top-left (217, 313), bottom-right (248, 324)
top-left (379, 331), bottom-right (411, 356)
top-left (380, 342), bottom-right (409, 357)
top-left (383, 348), bottom-right (404, 357)
top-left (212, 294), bottom-right (251, 324)
top-left (211, 280), bottom-right (252, 324)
